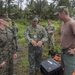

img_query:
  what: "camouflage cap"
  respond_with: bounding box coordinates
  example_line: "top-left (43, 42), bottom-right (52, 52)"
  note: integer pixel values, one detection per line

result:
top-left (32, 17), bottom-right (38, 22)
top-left (54, 6), bottom-right (69, 15)
top-left (58, 6), bottom-right (68, 12)
top-left (48, 19), bottom-right (51, 22)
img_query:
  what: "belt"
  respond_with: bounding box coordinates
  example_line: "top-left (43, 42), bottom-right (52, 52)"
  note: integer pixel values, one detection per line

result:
top-left (29, 43), bottom-right (41, 49)
top-left (62, 49), bottom-right (68, 54)
top-left (62, 48), bottom-right (69, 51)
top-left (62, 48), bottom-right (74, 56)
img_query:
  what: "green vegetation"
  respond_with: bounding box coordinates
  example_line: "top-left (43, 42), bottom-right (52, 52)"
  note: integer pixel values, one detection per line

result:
top-left (15, 19), bottom-right (61, 54)
top-left (0, 0), bottom-right (75, 20)
top-left (16, 19), bottom-right (61, 44)
top-left (14, 20), bottom-right (27, 44)
top-left (14, 19), bottom-right (61, 75)
top-left (1, 0), bottom-right (75, 74)
top-left (15, 19), bottom-right (61, 52)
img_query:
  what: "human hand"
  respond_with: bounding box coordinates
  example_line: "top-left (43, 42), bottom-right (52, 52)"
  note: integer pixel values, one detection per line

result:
top-left (68, 48), bottom-right (75, 55)
top-left (0, 61), bottom-right (6, 68)
top-left (13, 54), bottom-right (17, 59)
top-left (37, 41), bottom-right (43, 47)
top-left (31, 40), bottom-right (37, 46)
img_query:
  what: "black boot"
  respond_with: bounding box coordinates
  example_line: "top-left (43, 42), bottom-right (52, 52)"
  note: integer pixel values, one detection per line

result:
top-left (35, 70), bottom-right (41, 75)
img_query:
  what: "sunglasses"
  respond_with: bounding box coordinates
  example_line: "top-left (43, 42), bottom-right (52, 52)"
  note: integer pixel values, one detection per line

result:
top-left (33, 20), bottom-right (38, 22)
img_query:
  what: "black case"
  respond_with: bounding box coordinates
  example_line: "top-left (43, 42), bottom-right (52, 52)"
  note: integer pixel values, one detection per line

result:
top-left (40, 58), bottom-right (63, 75)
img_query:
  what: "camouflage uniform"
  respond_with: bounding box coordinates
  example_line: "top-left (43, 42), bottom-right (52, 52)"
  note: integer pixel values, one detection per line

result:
top-left (0, 28), bottom-right (7, 75)
top-left (9, 25), bottom-right (18, 38)
top-left (9, 24), bottom-right (18, 52)
top-left (0, 27), bottom-right (16, 75)
top-left (25, 25), bottom-right (47, 74)
top-left (46, 24), bottom-right (55, 49)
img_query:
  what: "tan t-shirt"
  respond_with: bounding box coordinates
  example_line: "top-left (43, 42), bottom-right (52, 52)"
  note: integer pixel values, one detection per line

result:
top-left (61, 18), bottom-right (75, 49)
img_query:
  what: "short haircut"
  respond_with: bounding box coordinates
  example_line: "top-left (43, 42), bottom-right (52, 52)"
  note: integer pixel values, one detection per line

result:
top-left (58, 6), bottom-right (69, 15)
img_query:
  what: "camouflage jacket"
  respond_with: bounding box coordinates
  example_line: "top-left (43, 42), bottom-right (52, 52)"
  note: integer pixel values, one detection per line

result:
top-left (24, 25), bottom-right (47, 43)
top-left (45, 24), bottom-right (55, 35)
top-left (0, 27), bottom-right (16, 64)
top-left (9, 26), bottom-right (18, 37)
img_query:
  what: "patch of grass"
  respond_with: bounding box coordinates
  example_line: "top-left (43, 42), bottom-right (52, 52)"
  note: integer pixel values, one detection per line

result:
top-left (15, 23), bottom-right (26, 43)
top-left (15, 19), bottom-right (61, 75)
top-left (18, 38), bottom-right (25, 43)
top-left (40, 20), bottom-right (47, 27)
top-left (16, 19), bottom-right (61, 44)
top-left (54, 44), bottom-right (61, 53)
top-left (15, 19), bottom-right (30, 26)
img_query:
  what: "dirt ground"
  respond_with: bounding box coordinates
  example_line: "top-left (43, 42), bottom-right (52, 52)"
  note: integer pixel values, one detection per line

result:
top-left (13, 42), bottom-right (60, 75)
top-left (13, 43), bottom-right (44, 75)
top-left (14, 43), bottom-right (28, 75)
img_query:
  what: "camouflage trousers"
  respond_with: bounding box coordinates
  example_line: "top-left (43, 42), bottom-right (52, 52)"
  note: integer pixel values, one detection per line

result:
top-left (48, 35), bottom-right (54, 49)
top-left (0, 65), bottom-right (8, 75)
top-left (0, 57), bottom-right (13, 75)
top-left (28, 43), bottom-right (43, 74)
top-left (7, 56), bottom-right (13, 75)
top-left (61, 49), bottom-right (75, 75)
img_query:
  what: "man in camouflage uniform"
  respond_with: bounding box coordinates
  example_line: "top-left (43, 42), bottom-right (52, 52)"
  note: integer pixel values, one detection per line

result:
top-left (0, 17), bottom-right (17, 75)
top-left (46, 19), bottom-right (55, 49)
top-left (9, 21), bottom-right (18, 52)
top-left (25, 17), bottom-right (47, 75)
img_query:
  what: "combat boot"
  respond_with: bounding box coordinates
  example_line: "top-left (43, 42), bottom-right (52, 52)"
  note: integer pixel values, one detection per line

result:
top-left (29, 72), bottom-right (34, 75)
top-left (35, 70), bottom-right (41, 75)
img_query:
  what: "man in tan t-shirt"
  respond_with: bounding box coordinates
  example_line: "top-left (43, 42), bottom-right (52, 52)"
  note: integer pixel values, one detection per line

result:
top-left (56, 6), bottom-right (75, 75)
